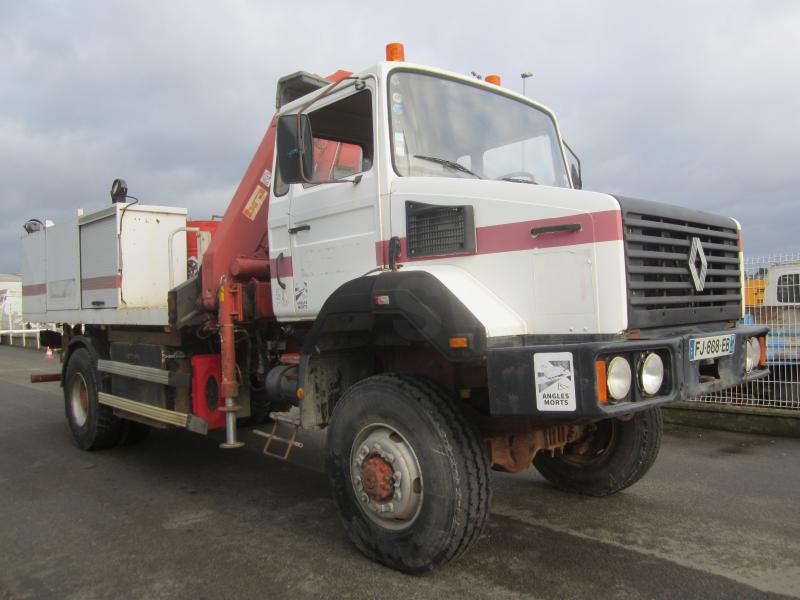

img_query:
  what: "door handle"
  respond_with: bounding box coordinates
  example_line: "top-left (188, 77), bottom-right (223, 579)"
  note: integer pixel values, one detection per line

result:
top-left (275, 253), bottom-right (286, 289)
top-left (530, 223), bottom-right (581, 238)
top-left (288, 224), bottom-right (311, 234)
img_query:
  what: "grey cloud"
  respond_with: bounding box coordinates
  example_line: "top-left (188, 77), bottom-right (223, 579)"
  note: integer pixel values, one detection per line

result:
top-left (1, 0), bottom-right (799, 273)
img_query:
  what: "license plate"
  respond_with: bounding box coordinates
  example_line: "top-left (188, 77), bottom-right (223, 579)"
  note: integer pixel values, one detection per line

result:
top-left (688, 334), bottom-right (736, 361)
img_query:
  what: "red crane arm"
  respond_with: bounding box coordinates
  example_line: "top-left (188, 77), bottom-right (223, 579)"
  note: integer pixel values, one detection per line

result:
top-left (200, 117), bottom-right (277, 311)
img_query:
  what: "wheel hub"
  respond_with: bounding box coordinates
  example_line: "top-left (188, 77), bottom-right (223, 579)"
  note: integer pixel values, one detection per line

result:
top-left (350, 424), bottom-right (423, 530)
top-left (360, 456), bottom-right (395, 501)
top-left (70, 373), bottom-right (89, 427)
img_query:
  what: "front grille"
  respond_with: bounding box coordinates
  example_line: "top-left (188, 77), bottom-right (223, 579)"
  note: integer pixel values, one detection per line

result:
top-left (406, 201), bottom-right (475, 258)
top-left (620, 197), bottom-right (742, 328)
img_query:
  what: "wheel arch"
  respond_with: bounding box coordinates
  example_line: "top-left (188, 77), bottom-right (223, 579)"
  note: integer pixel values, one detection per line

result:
top-left (61, 333), bottom-right (109, 387)
top-left (297, 269), bottom-right (491, 428)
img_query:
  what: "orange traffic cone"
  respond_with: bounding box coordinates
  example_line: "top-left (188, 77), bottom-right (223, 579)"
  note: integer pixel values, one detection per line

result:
top-left (45, 347), bottom-right (54, 360)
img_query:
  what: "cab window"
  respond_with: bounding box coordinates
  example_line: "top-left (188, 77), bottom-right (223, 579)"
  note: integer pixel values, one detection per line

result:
top-left (304, 89), bottom-right (373, 186)
top-left (483, 135), bottom-right (559, 186)
top-left (309, 139), bottom-right (364, 183)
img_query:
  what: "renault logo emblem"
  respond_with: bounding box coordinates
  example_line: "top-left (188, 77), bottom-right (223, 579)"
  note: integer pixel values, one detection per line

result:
top-left (688, 237), bottom-right (708, 292)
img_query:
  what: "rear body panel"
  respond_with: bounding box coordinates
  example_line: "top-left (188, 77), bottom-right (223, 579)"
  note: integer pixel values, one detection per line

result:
top-left (22, 204), bottom-right (187, 326)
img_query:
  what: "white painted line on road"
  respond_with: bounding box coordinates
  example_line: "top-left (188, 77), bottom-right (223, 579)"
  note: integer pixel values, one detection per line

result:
top-left (493, 503), bottom-right (800, 597)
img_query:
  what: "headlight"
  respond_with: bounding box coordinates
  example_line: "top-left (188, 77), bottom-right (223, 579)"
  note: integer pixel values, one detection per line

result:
top-left (607, 356), bottom-right (632, 401)
top-left (639, 352), bottom-right (664, 396)
top-left (745, 337), bottom-right (760, 373)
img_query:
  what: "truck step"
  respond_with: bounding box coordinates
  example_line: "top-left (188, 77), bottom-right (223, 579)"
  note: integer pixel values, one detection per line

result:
top-left (98, 392), bottom-right (208, 434)
top-left (253, 409), bottom-right (303, 460)
top-left (98, 360), bottom-right (191, 388)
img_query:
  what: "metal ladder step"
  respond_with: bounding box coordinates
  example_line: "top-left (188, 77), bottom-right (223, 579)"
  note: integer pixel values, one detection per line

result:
top-left (98, 392), bottom-right (208, 434)
top-left (253, 409), bottom-right (303, 460)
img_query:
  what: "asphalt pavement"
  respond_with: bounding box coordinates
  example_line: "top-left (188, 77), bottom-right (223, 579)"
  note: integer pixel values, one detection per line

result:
top-left (1, 345), bottom-right (799, 600)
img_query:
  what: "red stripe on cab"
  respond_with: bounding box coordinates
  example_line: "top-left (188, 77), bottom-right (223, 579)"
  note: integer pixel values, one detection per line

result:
top-left (375, 209), bottom-right (622, 265)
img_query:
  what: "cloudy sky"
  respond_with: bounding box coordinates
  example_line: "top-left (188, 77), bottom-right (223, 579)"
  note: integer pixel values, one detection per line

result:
top-left (1, 0), bottom-right (798, 275)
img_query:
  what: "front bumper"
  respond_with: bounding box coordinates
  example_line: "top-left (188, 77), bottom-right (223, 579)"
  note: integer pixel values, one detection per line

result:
top-left (487, 325), bottom-right (769, 418)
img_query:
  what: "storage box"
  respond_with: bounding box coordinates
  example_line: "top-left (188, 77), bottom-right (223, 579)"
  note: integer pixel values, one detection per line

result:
top-left (22, 203), bottom-right (188, 325)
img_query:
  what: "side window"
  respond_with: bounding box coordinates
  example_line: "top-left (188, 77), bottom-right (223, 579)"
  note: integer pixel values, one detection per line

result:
top-left (777, 273), bottom-right (800, 303)
top-left (309, 138), bottom-right (364, 183)
top-left (304, 88), bottom-right (373, 186)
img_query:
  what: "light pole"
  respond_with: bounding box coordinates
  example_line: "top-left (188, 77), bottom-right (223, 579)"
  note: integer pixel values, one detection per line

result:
top-left (520, 71), bottom-right (533, 96)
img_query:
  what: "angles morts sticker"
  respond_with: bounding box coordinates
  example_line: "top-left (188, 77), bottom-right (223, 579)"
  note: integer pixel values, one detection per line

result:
top-left (533, 352), bottom-right (577, 411)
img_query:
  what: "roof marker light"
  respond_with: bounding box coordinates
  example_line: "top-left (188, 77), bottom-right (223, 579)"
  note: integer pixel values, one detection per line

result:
top-left (386, 43), bottom-right (405, 62)
top-left (485, 74), bottom-right (501, 85)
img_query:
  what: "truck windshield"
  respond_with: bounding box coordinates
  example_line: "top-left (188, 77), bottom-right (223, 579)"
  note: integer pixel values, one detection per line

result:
top-left (388, 71), bottom-right (570, 187)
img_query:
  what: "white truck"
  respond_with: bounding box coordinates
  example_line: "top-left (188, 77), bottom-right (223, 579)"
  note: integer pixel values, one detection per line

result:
top-left (21, 44), bottom-right (768, 572)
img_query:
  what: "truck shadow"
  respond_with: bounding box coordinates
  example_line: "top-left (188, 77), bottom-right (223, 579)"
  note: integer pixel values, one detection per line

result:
top-left (26, 419), bottom-right (775, 598)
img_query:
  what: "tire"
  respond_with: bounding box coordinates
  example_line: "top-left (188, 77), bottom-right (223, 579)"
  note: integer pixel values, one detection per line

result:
top-left (326, 374), bottom-right (491, 573)
top-left (533, 408), bottom-right (663, 497)
top-left (117, 419), bottom-right (151, 446)
top-left (64, 348), bottom-right (123, 450)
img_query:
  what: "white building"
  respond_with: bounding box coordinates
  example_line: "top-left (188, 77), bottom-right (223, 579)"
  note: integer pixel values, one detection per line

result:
top-left (0, 274), bottom-right (23, 331)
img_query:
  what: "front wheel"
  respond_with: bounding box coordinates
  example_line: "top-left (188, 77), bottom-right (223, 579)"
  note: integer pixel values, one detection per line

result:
top-left (326, 374), bottom-right (491, 573)
top-left (533, 408), bottom-right (663, 496)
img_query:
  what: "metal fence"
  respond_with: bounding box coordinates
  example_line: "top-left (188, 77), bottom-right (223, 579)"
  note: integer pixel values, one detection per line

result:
top-left (692, 252), bottom-right (800, 410)
top-left (0, 288), bottom-right (49, 349)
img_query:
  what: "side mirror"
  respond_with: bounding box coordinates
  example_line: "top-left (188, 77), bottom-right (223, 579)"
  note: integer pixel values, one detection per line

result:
top-left (570, 164), bottom-right (582, 190)
top-left (277, 114), bottom-right (313, 184)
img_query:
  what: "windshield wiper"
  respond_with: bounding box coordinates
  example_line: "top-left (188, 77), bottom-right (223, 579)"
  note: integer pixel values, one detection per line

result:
top-left (413, 155), bottom-right (483, 179)
top-left (499, 176), bottom-right (538, 185)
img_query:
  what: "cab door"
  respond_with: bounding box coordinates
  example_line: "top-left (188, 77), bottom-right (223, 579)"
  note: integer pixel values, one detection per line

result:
top-left (284, 84), bottom-right (380, 317)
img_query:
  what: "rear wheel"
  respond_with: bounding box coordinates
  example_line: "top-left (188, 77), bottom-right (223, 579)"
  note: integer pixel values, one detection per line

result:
top-left (64, 348), bottom-right (122, 450)
top-left (326, 374), bottom-right (491, 573)
top-left (533, 408), bottom-right (663, 496)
